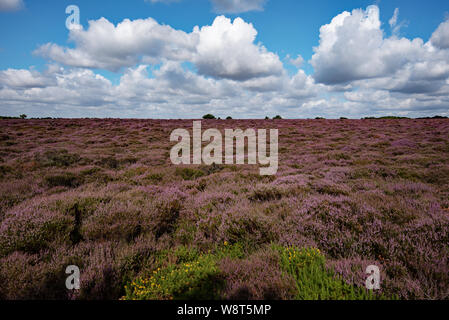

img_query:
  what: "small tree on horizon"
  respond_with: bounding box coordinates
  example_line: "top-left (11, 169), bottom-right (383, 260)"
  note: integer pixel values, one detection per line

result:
top-left (20, 114), bottom-right (27, 119)
top-left (273, 115), bottom-right (282, 120)
top-left (202, 114), bottom-right (216, 119)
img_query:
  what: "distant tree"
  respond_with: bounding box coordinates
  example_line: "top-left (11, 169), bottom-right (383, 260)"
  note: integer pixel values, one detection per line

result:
top-left (315, 117), bottom-right (325, 120)
top-left (273, 115), bottom-right (282, 120)
top-left (202, 114), bottom-right (216, 119)
top-left (265, 116), bottom-right (270, 120)
top-left (379, 116), bottom-right (409, 119)
top-left (19, 114), bottom-right (27, 119)
top-left (340, 117), bottom-right (348, 120)
top-left (226, 116), bottom-right (233, 120)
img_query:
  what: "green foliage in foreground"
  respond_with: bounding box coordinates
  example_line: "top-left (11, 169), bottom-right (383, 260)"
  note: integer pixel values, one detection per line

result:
top-left (274, 246), bottom-right (389, 300)
top-left (123, 244), bottom-right (392, 300)
top-left (122, 243), bottom-right (244, 300)
top-left (123, 253), bottom-right (221, 300)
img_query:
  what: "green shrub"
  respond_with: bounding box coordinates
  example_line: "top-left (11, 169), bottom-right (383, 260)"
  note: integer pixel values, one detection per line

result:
top-left (249, 186), bottom-right (283, 201)
top-left (145, 173), bottom-right (164, 182)
top-left (0, 165), bottom-right (12, 178)
top-left (202, 114), bottom-right (216, 120)
top-left (175, 167), bottom-right (205, 180)
top-left (44, 172), bottom-right (81, 188)
top-left (122, 244), bottom-right (245, 300)
top-left (274, 246), bottom-right (383, 300)
top-left (123, 248), bottom-right (222, 300)
top-left (35, 149), bottom-right (80, 167)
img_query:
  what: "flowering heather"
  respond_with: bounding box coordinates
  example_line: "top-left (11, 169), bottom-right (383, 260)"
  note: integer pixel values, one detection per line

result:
top-left (0, 118), bottom-right (448, 300)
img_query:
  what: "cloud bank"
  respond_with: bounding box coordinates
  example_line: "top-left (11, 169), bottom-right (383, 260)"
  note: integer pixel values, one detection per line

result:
top-left (1, 5), bottom-right (449, 118)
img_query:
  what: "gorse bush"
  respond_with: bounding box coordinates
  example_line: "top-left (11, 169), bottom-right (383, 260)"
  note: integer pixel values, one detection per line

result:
top-left (122, 244), bottom-right (244, 300)
top-left (123, 255), bottom-right (222, 300)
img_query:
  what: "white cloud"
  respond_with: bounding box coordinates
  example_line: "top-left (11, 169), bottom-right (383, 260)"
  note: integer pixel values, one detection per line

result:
top-left (210, 0), bottom-right (266, 13)
top-left (0, 68), bottom-right (53, 89)
top-left (36, 16), bottom-right (283, 81)
top-left (35, 17), bottom-right (197, 72)
top-left (311, 6), bottom-right (385, 84)
top-left (431, 19), bottom-right (449, 49)
top-left (0, 63), bottom-right (321, 119)
top-left (311, 5), bottom-right (449, 93)
top-left (0, 0), bottom-right (23, 11)
top-left (288, 54), bottom-right (304, 68)
top-left (192, 16), bottom-right (283, 80)
top-left (3, 5), bottom-right (449, 119)
top-left (389, 8), bottom-right (399, 29)
top-left (388, 8), bottom-right (405, 36)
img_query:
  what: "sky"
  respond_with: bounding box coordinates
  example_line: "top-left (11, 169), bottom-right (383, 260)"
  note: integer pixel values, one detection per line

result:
top-left (1, 0), bottom-right (449, 119)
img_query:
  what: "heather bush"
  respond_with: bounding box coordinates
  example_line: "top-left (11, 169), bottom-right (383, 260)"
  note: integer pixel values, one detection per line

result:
top-left (0, 118), bottom-right (448, 300)
top-left (0, 203), bottom-right (72, 256)
top-left (219, 248), bottom-right (296, 300)
top-left (0, 249), bottom-right (77, 299)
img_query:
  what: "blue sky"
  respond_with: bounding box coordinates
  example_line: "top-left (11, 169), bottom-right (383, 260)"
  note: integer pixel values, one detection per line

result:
top-left (1, 0), bottom-right (449, 118)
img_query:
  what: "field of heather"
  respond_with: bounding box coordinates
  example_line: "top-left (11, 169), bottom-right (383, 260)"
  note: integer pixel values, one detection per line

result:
top-left (0, 118), bottom-right (448, 300)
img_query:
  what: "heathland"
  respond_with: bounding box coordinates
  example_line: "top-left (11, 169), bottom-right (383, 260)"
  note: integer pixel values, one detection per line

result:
top-left (0, 118), bottom-right (448, 299)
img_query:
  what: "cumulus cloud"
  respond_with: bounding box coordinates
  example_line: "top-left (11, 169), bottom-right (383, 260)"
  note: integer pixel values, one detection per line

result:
top-left (311, 5), bottom-right (449, 94)
top-left (35, 16), bottom-right (283, 81)
top-left (0, 68), bottom-right (53, 89)
top-left (192, 16), bottom-right (283, 80)
top-left (311, 6), bottom-right (385, 84)
top-left (431, 19), bottom-right (449, 49)
top-left (35, 17), bottom-right (196, 72)
top-left (210, 0), bottom-right (266, 13)
top-left (3, 5), bottom-right (449, 119)
top-left (0, 0), bottom-right (23, 11)
top-left (0, 62), bottom-right (321, 119)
